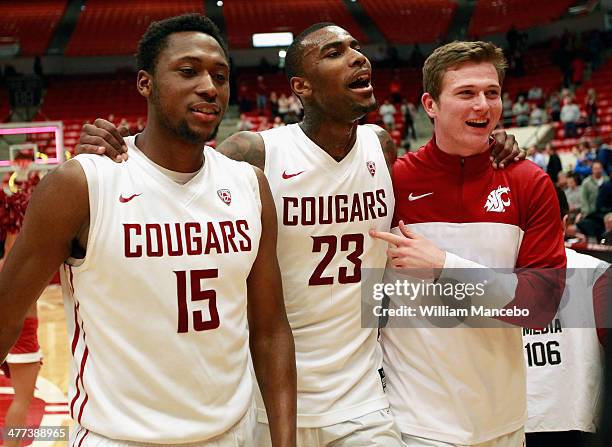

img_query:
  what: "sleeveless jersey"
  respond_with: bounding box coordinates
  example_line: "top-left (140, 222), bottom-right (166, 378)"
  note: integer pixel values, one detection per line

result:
top-left (260, 124), bottom-right (394, 427)
top-left (524, 248), bottom-right (607, 433)
top-left (60, 136), bottom-right (261, 443)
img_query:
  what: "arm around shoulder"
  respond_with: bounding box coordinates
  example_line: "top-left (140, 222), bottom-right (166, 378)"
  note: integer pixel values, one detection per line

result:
top-left (0, 160), bottom-right (89, 360)
top-left (216, 131), bottom-right (266, 171)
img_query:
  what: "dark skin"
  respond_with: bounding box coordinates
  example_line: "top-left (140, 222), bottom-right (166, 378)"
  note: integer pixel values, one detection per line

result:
top-left (77, 27), bottom-right (524, 171)
top-left (1, 31), bottom-right (296, 447)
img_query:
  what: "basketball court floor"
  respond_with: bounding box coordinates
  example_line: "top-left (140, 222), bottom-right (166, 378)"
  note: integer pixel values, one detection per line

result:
top-left (0, 285), bottom-right (71, 446)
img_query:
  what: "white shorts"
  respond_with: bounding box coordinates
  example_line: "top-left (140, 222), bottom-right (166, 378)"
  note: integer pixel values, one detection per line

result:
top-left (401, 427), bottom-right (525, 447)
top-left (70, 403), bottom-right (257, 447)
top-left (256, 407), bottom-right (403, 447)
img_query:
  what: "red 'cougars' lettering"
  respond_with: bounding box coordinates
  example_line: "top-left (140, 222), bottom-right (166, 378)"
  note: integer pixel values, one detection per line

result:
top-left (283, 190), bottom-right (388, 226)
top-left (123, 220), bottom-right (252, 258)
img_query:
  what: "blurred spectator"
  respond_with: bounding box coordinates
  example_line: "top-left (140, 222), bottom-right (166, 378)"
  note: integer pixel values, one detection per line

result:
top-left (33, 56), bottom-right (43, 79)
top-left (585, 88), bottom-right (598, 128)
top-left (256, 117), bottom-right (270, 132)
top-left (581, 179), bottom-right (612, 239)
top-left (587, 30), bottom-right (603, 71)
top-left (560, 88), bottom-right (572, 101)
top-left (287, 94), bottom-right (302, 119)
top-left (602, 213), bottom-right (612, 245)
top-left (502, 92), bottom-right (514, 127)
top-left (561, 97), bottom-right (580, 138)
top-left (379, 100), bottom-right (396, 130)
top-left (596, 179), bottom-right (612, 217)
top-left (557, 172), bottom-right (568, 189)
top-left (269, 91), bottom-right (279, 117)
top-left (107, 113), bottom-right (116, 125)
top-left (278, 93), bottom-right (290, 122)
top-left (548, 92), bottom-right (561, 122)
top-left (529, 103), bottom-right (547, 126)
top-left (512, 96), bottom-right (529, 127)
top-left (135, 117), bottom-right (145, 133)
top-left (597, 137), bottom-right (612, 175)
top-left (118, 117), bottom-right (129, 131)
top-left (574, 142), bottom-right (595, 180)
top-left (546, 143), bottom-right (562, 183)
top-left (255, 76), bottom-right (268, 113)
top-left (284, 110), bottom-right (299, 125)
top-left (506, 26), bottom-right (520, 52)
top-left (527, 145), bottom-right (547, 171)
top-left (389, 73), bottom-right (402, 104)
top-left (564, 174), bottom-right (582, 212)
top-left (527, 85), bottom-right (543, 101)
top-left (238, 81), bottom-right (252, 113)
top-left (401, 98), bottom-right (417, 141)
top-left (508, 48), bottom-right (526, 77)
top-left (272, 116), bottom-right (285, 128)
top-left (526, 145), bottom-right (536, 163)
top-left (581, 161), bottom-right (608, 217)
top-left (237, 114), bottom-right (254, 132)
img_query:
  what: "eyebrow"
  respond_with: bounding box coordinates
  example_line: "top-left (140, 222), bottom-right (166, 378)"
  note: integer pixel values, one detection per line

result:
top-left (453, 84), bottom-right (500, 91)
top-left (175, 55), bottom-right (229, 69)
top-left (318, 39), bottom-right (359, 55)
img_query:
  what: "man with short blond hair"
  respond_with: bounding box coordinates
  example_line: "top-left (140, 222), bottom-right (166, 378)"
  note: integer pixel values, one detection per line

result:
top-left (371, 40), bottom-right (565, 446)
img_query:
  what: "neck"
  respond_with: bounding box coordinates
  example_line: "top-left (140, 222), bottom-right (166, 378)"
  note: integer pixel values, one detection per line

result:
top-left (433, 129), bottom-right (489, 158)
top-left (136, 121), bottom-right (204, 173)
top-left (299, 110), bottom-right (359, 161)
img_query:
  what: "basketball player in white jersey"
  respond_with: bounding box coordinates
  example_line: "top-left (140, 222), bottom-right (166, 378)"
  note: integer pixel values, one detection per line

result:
top-left (0, 14), bottom-right (296, 446)
top-left (75, 23), bottom-right (523, 446)
top-left (523, 188), bottom-right (608, 447)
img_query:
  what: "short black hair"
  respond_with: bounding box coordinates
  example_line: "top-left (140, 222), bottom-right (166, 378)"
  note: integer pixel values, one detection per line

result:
top-left (137, 13), bottom-right (228, 73)
top-left (285, 22), bottom-right (337, 80)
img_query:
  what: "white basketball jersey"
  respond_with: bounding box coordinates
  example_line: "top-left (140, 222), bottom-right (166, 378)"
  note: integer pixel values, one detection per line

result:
top-left (60, 136), bottom-right (261, 443)
top-left (524, 248), bottom-right (607, 433)
top-left (260, 124), bottom-right (394, 427)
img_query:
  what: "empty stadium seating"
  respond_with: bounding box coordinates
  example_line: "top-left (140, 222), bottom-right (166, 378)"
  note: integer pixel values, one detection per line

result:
top-left (469, 0), bottom-right (575, 37)
top-left (360, 0), bottom-right (457, 44)
top-left (0, 1), bottom-right (67, 56)
top-left (223, 0), bottom-right (367, 49)
top-left (64, 0), bottom-right (204, 56)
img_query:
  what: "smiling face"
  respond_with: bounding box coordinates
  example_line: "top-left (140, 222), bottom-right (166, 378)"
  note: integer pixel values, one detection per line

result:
top-left (139, 31), bottom-right (229, 145)
top-left (422, 62), bottom-right (502, 156)
top-left (291, 26), bottom-right (376, 122)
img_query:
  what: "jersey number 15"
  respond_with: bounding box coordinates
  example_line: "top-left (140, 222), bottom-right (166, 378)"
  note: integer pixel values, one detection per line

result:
top-left (175, 269), bottom-right (220, 333)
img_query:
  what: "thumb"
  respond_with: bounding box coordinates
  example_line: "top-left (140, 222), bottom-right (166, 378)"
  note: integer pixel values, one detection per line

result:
top-left (119, 125), bottom-right (131, 138)
top-left (398, 220), bottom-right (417, 239)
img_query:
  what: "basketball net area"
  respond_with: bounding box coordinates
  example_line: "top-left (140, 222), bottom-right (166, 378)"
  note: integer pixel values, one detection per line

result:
top-left (0, 121), bottom-right (66, 181)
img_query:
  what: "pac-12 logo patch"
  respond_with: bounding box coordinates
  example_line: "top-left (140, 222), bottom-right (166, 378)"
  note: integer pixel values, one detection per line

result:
top-left (484, 186), bottom-right (511, 212)
top-left (217, 189), bottom-right (232, 206)
top-left (366, 161), bottom-right (376, 177)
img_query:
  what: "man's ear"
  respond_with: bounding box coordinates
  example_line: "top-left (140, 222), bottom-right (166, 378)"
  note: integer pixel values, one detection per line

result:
top-left (421, 92), bottom-right (437, 120)
top-left (137, 70), bottom-right (153, 99)
top-left (290, 76), bottom-right (311, 100)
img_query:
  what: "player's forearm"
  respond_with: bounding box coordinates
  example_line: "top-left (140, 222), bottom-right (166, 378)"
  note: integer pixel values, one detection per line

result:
top-left (250, 325), bottom-right (296, 447)
top-left (441, 252), bottom-right (565, 327)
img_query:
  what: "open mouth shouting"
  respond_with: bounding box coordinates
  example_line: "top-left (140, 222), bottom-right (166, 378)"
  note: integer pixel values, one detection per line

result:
top-left (347, 70), bottom-right (373, 94)
top-left (465, 118), bottom-right (489, 128)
